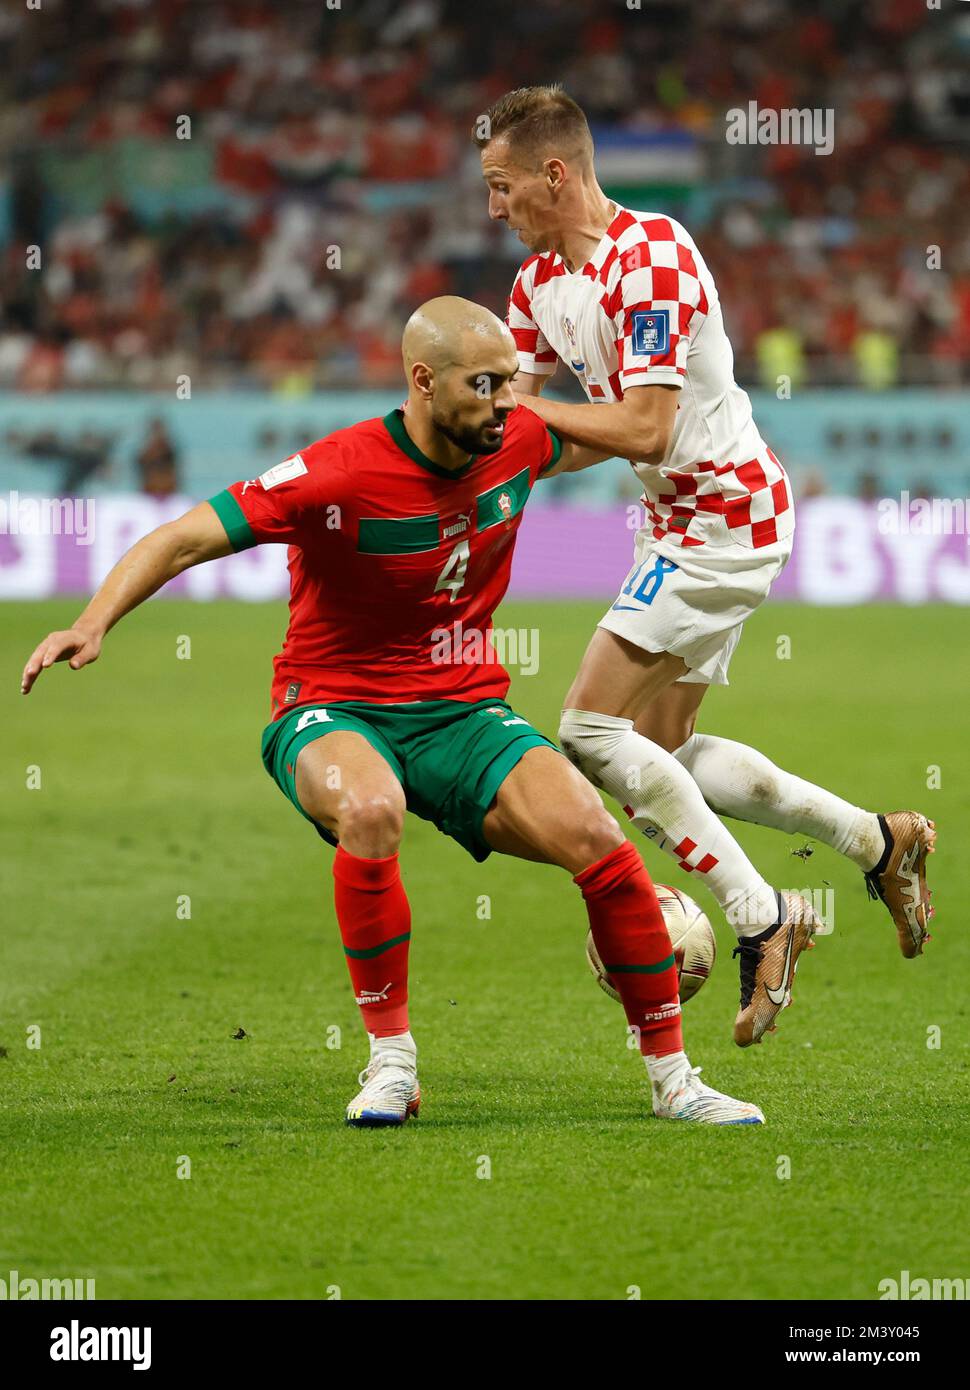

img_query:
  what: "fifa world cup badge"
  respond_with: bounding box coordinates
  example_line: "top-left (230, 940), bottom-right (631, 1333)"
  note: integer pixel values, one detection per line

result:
top-left (498, 491), bottom-right (513, 527)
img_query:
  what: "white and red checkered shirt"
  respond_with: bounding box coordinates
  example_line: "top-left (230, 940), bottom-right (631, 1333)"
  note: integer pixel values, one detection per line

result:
top-left (507, 205), bottom-right (794, 553)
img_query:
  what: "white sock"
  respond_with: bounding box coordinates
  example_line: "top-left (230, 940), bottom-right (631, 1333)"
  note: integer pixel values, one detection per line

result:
top-left (673, 733), bottom-right (884, 871)
top-left (644, 1050), bottom-right (690, 1094)
top-left (560, 709), bottom-right (779, 936)
top-left (369, 1030), bottom-right (416, 1061)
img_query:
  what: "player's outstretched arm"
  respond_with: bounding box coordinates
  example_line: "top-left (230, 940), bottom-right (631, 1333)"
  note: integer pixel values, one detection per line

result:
top-left (515, 383), bottom-right (678, 465)
top-left (511, 373), bottom-right (622, 476)
top-left (21, 501), bottom-right (233, 694)
top-left (542, 439), bottom-right (613, 477)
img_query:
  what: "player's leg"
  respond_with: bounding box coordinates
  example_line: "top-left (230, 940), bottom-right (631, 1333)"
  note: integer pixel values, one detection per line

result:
top-left (291, 730), bottom-right (419, 1127)
top-left (560, 572), bottom-right (819, 1046)
top-left (482, 746), bottom-right (764, 1124)
top-left (561, 626), bottom-right (784, 934)
top-left (639, 684), bottom-right (936, 957)
top-left (639, 678), bottom-right (886, 870)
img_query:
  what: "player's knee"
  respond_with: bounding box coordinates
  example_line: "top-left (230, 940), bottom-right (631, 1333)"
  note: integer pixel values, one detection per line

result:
top-left (573, 797), bottom-right (625, 869)
top-left (558, 707), bottom-right (624, 778)
top-left (558, 708), bottom-right (586, 763)
top-left (653, 716), bottom-right (697, 754)
top-left (336, 788), bottom-right (405, 856)
top-left (671, 730), bottom-right (699, 762)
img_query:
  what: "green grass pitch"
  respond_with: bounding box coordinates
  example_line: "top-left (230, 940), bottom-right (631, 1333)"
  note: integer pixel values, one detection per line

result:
top-left (2, 597), bottom-right (968, 1301)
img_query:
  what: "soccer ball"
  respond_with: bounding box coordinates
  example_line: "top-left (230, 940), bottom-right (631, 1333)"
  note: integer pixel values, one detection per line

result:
top-left (586, 884), bottom-right (716, 1005)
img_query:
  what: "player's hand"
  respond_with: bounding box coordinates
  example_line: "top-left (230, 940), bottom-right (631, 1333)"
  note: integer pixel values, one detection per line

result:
top-left (21, 627), bottom-right (103, 694)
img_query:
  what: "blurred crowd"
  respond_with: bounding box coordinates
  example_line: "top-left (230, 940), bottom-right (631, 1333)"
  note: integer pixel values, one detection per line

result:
top-left (4, 417), bottom-right (180, 495)
top-left (1, 0), bottom-right (969, 394)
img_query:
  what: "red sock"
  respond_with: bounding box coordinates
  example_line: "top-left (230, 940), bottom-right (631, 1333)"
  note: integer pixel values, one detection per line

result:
top-left (332, 846), bottom-right (411, 1037)
top-left (575, 840), bottom-right (683, 1056)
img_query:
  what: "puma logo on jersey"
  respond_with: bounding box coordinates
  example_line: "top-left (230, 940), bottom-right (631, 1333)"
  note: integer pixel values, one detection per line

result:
top-left (443, 510), bottom-right (472, 538)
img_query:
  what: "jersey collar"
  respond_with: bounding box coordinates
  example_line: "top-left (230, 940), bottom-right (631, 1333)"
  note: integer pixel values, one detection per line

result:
top-left (573, 201), bottom-right (627, 277)
top-left (382, 409), bottom-right (479, 480)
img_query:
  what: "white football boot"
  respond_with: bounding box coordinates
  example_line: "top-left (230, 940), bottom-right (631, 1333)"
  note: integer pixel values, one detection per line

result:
top-left (651, 1058), bottom-right (765, 1126)
top-left (345, 1033), bottom-right (420, 1128)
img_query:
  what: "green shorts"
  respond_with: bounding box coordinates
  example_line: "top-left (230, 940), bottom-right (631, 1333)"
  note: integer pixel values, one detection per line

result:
top-left (260, 698), bottom-right (557, 862)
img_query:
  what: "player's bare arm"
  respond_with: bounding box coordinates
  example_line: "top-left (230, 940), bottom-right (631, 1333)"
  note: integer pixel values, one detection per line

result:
top-left (510, 365), bottom-right (612, 475)
top-left (515, 382), bottom-right (678, 466)
top-left (20, 501), bottom-right (232, 694)
top-left (542, 439), bottom-right (612, 477)
top-left (512, 358), bottom-right (654, 476)
top-left (511, 369), bottom-right (552, 397)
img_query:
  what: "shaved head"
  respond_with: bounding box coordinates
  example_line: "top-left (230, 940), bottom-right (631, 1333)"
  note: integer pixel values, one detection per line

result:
top-left (401, 296), bottom-right (520, 461)
top-left (403, 296), bottom-right (513, 375)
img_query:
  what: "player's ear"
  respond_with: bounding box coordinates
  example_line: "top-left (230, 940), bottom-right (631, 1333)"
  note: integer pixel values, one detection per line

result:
top-left (544, 157), bottom-right (567, 195)
top-left (412, 362), bottom-right (434, 399)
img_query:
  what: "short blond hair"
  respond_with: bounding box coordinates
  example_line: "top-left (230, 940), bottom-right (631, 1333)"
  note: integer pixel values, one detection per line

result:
top-left (475, 85), bottom-right (593, 169)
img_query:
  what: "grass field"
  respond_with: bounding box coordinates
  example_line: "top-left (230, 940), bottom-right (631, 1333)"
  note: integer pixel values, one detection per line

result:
top-left (2, 597), bottom-right (969, 1301)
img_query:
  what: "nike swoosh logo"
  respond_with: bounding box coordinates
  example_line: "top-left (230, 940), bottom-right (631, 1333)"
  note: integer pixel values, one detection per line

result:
top-left (610, 604), bottom-right (643, 612)
top-left (765, 927), bottom-right (795, 1007)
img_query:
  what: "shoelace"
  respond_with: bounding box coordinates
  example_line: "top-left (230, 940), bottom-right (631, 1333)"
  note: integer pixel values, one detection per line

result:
top-left (679, 1065), bottom-right (703, 1094)
top-left (732, 939), bottom-right (762, 1008)
top-left (664, 1067), bottom-right (745, 1116)
top-left (357, 1052), bottom-right (414, 1093)
top-left (663, 1064), bottom-right (703, 1104)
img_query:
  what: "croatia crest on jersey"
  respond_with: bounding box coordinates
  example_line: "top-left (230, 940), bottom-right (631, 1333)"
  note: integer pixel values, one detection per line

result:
top-left (562, 316), bottom-right (585, 373)
top-left (631, 310), bottom-right (670, 357)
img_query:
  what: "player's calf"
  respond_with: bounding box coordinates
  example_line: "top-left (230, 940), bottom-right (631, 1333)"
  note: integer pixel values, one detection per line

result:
top-left (575, 838), bottom-right (684, 1057)
top-left (575, 841), bottom-right (765, 1119)
top-left (332, 845), bottom-right (412, 1040)
top-left (486, 747), bottom-right (766, 1123)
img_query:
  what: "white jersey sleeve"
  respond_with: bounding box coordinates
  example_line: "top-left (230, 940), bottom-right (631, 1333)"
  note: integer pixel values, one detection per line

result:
top-left (609, 222), bottom-right (707, 393)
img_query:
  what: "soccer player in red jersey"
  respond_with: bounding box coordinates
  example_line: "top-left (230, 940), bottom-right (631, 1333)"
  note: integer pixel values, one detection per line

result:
top-left (22, 296), bottom-right (764, 1126)
top-left (478, 87), bottom-right (935, 1046)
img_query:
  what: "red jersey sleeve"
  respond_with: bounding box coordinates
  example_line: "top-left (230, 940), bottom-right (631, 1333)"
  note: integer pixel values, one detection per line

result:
top-left (611, 221), bottom-right (708, 393)
top-left (207, 442), bottom-right (347, 551)
top-left (506, 403), bottom-right (562, 484)
top-left (507, 256), bottom-right (558, 378)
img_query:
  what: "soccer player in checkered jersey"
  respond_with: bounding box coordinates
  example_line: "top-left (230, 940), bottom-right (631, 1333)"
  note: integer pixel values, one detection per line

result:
top-left (478, 86), bottom-right (936, 1047)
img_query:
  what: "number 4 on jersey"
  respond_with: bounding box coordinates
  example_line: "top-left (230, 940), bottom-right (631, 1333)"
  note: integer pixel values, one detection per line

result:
top-left (434, 539), bottom-right (470, 602)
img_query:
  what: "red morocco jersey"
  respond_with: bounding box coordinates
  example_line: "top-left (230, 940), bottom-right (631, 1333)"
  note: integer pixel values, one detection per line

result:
top-left (207, 406), bottom-right (561, 717)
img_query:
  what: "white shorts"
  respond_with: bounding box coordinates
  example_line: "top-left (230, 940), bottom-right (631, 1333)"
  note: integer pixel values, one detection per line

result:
top-left (597, 530), bottom-right (792, 686)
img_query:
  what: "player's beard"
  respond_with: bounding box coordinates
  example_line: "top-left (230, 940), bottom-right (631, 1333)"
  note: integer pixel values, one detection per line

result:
top-left (431, 405), bottom-right (505, 456)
